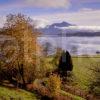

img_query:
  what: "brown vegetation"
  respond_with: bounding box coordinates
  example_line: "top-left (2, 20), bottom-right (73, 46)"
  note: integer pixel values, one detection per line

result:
top-left (0, 13), bottom-right (41, 87)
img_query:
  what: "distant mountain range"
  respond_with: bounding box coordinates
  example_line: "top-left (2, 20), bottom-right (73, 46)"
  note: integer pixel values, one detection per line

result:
top-left (37, 21), bottom-right (100, 36)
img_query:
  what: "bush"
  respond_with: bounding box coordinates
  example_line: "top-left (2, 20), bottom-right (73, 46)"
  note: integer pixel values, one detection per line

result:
top-left (47, 74), bottom-right (61, 97)
top-left (89, 62), bottom-right (100, 96)
top-left (65, 71), bottom-right (77, 85)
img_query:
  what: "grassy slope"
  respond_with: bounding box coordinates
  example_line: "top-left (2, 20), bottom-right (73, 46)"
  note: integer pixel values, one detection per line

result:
top-left (46, 55), bottom-right (100, 90)
top-left (0, 56), bottom-right (99, 99)
top-left (72, 56), bottom-right (100, 90)
top-left (61, 90), bottom-right (85, 100)
top-left (0, 86), bottom-right (38, 100)
top-left (0, 85), bottom-right (85, 100)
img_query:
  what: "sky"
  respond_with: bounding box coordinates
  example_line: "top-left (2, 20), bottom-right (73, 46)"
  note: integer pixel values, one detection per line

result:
top-left (0, 0), bottom-right (100, 27)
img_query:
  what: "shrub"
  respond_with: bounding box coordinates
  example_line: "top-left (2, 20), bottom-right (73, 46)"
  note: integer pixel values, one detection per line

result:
top-left (89, 62), bottom-right (100, 96)
top-left (47, 74), bottom-right (61, 97)
top-left (65, 71), bottom-right (77, 85)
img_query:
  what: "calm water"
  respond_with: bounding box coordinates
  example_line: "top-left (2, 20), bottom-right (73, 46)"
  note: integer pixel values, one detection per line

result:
top-left (38, 36), bottom-right (100, 55)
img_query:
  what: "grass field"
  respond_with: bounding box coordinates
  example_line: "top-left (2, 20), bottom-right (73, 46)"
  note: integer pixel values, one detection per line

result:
top-left (61, 90), bottom-right (85, 100)
top-left (72, 56), bottom-right (100, 90)
top-left (0, 85), bottom-right (85, 100)
top-left (0, 86), bottom-right (38, 100)
top-left (0, 55), bottom-right (99, 99)
top-left (45, 55), bottom-right (100, 90)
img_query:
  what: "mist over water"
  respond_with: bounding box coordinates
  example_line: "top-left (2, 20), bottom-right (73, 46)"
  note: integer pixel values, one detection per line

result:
top-left (38, 36), bottom-right (100, 55)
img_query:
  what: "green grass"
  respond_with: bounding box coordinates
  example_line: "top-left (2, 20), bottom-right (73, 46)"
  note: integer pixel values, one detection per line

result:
top-left (72, 56), bottom-right (100, 90)
top-left (0, 86), bottom-right (38, 100)
top-left (61, 90), bottom-right (85, 100)
top-left (46, 55), bottom-right (100, 91)
top-left (0, 55), bottom-right (99, 99)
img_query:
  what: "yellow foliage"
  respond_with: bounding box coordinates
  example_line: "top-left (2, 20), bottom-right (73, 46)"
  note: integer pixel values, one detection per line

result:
top-left (47, 74), bottom-right (61, 96)
top-left (0, 13), bottom-right (41, 84)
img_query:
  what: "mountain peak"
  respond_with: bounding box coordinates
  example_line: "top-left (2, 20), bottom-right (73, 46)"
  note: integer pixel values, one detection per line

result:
top-left (50, 21), bottom-right (72, 28)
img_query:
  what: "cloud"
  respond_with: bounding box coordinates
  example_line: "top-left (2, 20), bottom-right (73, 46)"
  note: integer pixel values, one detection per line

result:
top-left (0, 0), bottom-right (70, 9)
top-left (24, 0), bottom-right (70, 8)
top-left (60, 26), bottom-right (100, 32)
top-left (80, 8), bottom-right (94, 12)
top-left (32, 18), bottom-right (49, 28)
top-left (32, 9), bottom-right (100, 26)
top-left (79, 0), bottom-right (100, 3)
top-left (0, 8), bottom-right (100, 27)
top-left (0, 16), bottom-right (6, 28)
top-left (71, 0), bottom-right (100, 4)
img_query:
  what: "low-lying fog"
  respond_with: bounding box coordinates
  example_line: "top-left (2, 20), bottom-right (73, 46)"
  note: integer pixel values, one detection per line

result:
top-left (38, 36), bottom-right (100, 55)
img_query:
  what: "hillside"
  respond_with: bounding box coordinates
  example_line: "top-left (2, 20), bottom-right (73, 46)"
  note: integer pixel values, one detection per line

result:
top-left (0, 86), bottom-right (38, 100)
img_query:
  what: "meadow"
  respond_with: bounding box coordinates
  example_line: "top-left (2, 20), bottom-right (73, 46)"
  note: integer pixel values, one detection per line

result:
top-left (43, 55), bottom-right (100, 90)
top-left (0, 86), bottom-right (37, 100)
top-left (72, 56), bottom-right (100, 90)
top-left (0, 55), bottom-right (100, 100)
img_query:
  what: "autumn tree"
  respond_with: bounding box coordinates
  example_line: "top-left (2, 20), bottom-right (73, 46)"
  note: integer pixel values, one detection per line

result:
top-left (0, 13), bottom-right (41, 86)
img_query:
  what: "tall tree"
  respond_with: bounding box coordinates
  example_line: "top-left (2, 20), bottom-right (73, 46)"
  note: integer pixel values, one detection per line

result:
top-left (0, 13), bottom-right (41, 85)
